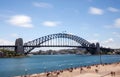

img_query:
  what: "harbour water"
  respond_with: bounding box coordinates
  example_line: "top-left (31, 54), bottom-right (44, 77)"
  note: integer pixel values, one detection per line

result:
top-left (0, 55), bottom-right (120, 77)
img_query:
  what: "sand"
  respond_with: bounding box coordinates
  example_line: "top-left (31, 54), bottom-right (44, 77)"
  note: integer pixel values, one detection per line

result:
top-left (16, 62), bottom-right (120, 77)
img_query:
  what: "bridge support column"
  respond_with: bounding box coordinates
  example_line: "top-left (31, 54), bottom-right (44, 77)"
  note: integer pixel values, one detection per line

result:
top-left (88, 43), bottom-right (96, 54)
top-left (96, 42), bottom-right (102, 64)
top-left (15, 38), bottom-right (24, 55)
top-left (96, 42), bottom-right (100, 53)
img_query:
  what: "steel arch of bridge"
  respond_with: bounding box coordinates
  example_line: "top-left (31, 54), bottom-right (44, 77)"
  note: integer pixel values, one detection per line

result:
top-left (24, 33), bottom-right (91, 54)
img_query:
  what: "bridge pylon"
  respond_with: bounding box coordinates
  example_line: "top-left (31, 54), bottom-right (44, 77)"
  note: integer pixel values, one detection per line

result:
top-left (96, 42), bottom-right (100, 52)
top-left (15, 38), bottom-right (24, 55)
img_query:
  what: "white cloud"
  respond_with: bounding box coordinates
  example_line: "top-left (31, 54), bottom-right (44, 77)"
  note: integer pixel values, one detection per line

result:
top-left (42, 21), bottom-right (61, 27)
top-left (103, 25), bottom-right (113, 29)
top-left (0, 39), bottom-right (14, 45)
top-left (88, 39), bottom-right (99, 43)
top-left (108, 7), bottom-right (119, 12)
top-left (114, 18), bottom-right (120, 28)
top-left (112, 32), bottom-right (117, 35)
top-left (33, 2), bottom-right (53, 8)
top-left (101, 38), bottom-right (120, 48)
top-left (8, 15), bottom-right (33, 28)
top-left (86, 38), bottom-right (120, 48)
top-left (93, 33), bottom-right (99, 37)
top-left (89, 7), bottom-right (103, 15)
top-left (105, 18), bottom-right (120, 29)
top-left (89, 38), bottom-right (120, 48)
top-left (104, 38), bottom-right (114, 43)
top-left (11, 33), bottom-right (19, 38)
top-left (112, 32), bottom-right (120, 38)
top-left (68, 32), bottom-right (73, 35)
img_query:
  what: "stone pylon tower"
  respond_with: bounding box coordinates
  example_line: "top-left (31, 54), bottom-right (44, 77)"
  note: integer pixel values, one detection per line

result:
top-left (96, 42), bottom-right (100, 53)
top-left (15, 38), bottom-right (24, 54)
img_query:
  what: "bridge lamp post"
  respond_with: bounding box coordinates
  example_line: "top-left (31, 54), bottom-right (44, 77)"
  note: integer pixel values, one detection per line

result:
top-left (44, 67), bottom-right (47, 73)
top-left (24, 68), bottom-right (28, 77)
top-left (58, 64), bottom-right (62, 70)
top-left (70, 64), bottom-right (73, 68)
top-left (70, 64), bottom-right (73, 77)
top-left (99, 50), bottom-right (102, 64)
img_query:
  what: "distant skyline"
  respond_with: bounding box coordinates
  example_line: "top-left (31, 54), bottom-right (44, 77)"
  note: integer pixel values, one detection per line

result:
top-left (0, 0), bottom-right (120, 49)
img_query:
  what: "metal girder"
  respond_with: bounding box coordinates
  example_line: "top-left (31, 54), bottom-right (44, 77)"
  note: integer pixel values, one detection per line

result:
top-left (24, 33), bottom-right (91, 54)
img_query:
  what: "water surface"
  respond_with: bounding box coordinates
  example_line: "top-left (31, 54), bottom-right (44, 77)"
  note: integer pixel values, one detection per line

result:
top-left (0, 55), bottom-right (120, 77)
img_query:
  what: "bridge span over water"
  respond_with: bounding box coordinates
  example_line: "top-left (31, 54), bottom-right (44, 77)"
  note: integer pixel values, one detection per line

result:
top-left (0, 33), bottom-right (113, 55)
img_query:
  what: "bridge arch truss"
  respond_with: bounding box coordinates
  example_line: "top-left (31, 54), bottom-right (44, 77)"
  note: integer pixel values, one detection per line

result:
top-left (24, 33), bottom-right (91, 54)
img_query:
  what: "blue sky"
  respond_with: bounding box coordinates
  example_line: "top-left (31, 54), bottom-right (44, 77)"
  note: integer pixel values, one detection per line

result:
top-left (0, 0), bottom-right (120, 49)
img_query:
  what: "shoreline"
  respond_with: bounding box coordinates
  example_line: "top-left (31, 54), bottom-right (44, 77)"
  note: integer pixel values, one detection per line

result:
top-left (16, 62), bottom-right (120, 77)
top-left (0, 55), bottom-right (27, 58)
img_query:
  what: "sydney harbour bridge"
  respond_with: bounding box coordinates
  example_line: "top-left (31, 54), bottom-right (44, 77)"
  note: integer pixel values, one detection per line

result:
top-left (0, 33), bottom-right (113, 55)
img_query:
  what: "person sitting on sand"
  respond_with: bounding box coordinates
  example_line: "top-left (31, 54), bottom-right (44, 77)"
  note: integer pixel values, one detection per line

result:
top-left (95, 69), bottom-right (98, 73)
top-left (46, 72), bottom-right (51, 77)
top-left (87, 66), bottom-right (91, 69)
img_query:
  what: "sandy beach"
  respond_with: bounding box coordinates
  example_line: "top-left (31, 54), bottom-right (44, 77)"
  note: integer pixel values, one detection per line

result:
top-left (16, 62), bottom-right (120, 77)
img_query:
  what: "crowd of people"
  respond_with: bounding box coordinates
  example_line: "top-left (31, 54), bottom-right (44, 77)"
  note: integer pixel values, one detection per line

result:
top-left (17, 62), bottom-right (120, 77)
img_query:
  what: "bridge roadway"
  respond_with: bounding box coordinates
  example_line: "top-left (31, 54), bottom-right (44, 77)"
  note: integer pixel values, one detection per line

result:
top-left (0, 45), bottom-right (108, 49)
top-left (0, 45), bottom-right (90, 48)
top-left (0, 45), bottom-right (16, 47)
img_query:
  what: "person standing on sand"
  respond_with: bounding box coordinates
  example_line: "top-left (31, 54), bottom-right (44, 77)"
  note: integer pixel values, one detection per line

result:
top-left (111, 71), bottom-right (115, 77)
top-left (80, 68), bottom-right (83, 73)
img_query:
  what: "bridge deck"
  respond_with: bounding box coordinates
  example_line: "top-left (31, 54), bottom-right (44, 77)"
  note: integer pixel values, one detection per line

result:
top-left (0, 45), bottom-right (93, 48)
top-left (0, 45), bottom-right (16, 47)
top-left (0, 45), bottom-right (113, 50)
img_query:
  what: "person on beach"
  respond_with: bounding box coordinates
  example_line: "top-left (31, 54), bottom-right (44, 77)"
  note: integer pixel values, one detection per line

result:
top-left (95, 69), bottom-right (98, 73)
top-left (80, 67), bottom-right (83, 73)
top-left (111, 71), bottom-right (116, 77)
